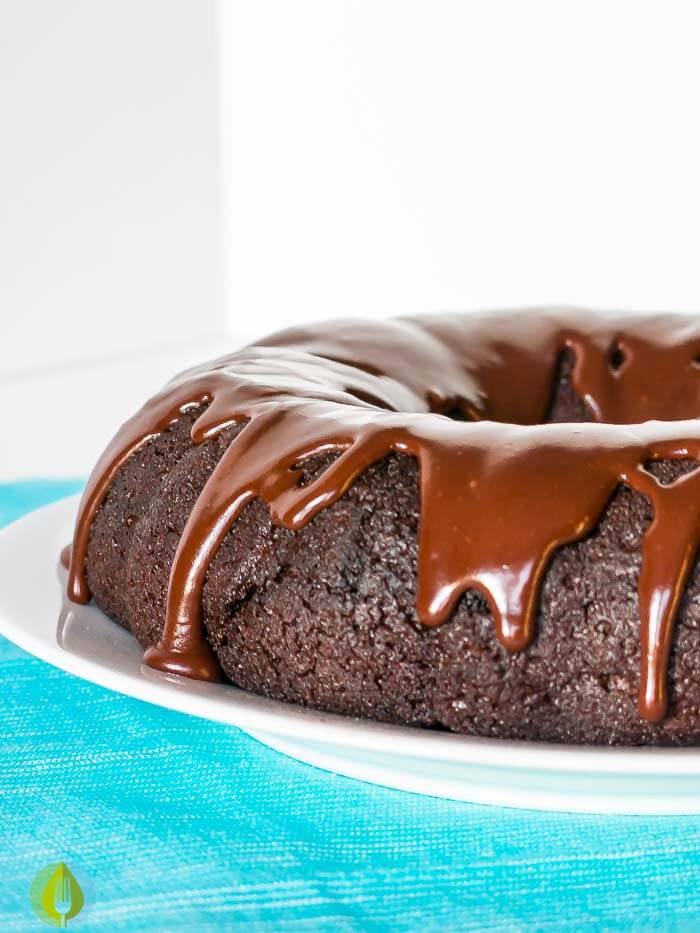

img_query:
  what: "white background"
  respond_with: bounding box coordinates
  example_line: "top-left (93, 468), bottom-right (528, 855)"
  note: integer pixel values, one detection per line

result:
top-left (3, 1), bottom-right (700, 477)
top-left (0, 0), bottom-right (222, 477)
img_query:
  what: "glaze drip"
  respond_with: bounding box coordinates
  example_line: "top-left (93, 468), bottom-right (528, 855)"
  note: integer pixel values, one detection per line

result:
top-left (67, 310), bottom-right (700, 722)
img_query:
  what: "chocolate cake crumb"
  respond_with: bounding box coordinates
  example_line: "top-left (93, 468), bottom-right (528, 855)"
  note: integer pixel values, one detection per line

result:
top-left (84, 364), bottom-right (700, 746)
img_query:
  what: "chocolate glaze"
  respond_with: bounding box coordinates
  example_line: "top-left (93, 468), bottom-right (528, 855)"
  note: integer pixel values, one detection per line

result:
top-left (66, 310), bottom-right (700, 722)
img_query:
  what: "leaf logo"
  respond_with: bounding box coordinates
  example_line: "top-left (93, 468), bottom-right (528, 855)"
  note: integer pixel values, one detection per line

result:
top-left (29, 862), bottom-right (85, 927)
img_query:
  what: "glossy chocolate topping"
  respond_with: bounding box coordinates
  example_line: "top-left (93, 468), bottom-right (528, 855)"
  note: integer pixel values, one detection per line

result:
top-left (67, 310), bottom-right (700, 722)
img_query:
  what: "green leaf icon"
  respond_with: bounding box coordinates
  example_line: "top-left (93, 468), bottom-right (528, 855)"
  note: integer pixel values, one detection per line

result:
top-left (29, 861), bottom-right (85, 927)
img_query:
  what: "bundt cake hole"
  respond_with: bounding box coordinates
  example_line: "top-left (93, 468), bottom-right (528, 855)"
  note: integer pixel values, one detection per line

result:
top-left (544, 350), bottom-right (592, 424)
top-left (441, 407), bottom-right (471, 421)
top-left (424, 389), bottom-right (480, 422)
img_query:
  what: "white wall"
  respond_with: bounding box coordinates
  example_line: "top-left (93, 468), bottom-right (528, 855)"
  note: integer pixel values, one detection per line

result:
top-left (223, 0), bottom-right (700, 342)
top-left (5, 1), bottom-right (700, 478)
top-left (0, 0), bottom-right (222, 478)
top-left (0, 0), bottom-right (222, 375)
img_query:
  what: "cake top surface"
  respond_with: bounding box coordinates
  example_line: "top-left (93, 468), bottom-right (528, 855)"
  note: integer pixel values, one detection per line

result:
top-left (67, 310), bottom-right (700, 723)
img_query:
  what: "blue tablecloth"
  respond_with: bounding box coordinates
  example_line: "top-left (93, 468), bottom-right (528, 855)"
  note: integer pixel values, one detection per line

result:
top-left (3, 482), bottom-right (700, 930)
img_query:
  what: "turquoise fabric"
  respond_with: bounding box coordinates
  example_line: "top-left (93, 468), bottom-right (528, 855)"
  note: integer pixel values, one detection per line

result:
top-left (2, 482), bottom-right (700, 931)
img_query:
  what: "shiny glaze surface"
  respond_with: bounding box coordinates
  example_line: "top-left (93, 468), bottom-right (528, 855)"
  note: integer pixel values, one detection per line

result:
top-left (67, 310), bottom-right (700, 721)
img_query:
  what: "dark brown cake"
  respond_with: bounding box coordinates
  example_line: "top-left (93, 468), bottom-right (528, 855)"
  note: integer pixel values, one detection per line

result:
top-left (66, 311), bottom-right (700, 745)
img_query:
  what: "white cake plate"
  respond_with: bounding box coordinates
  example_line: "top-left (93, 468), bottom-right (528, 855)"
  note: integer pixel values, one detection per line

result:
top-left (1, 495), bottom-right (700, 814)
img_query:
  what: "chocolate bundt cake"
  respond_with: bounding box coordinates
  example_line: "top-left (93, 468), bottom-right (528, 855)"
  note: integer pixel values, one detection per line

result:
top-left (66, 310), bottom-right (700, 745)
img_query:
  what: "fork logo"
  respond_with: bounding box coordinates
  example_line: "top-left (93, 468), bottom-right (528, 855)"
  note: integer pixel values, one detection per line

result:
top-left (29, 862), bottom-right (85, 927)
